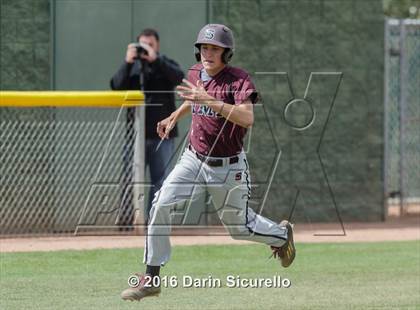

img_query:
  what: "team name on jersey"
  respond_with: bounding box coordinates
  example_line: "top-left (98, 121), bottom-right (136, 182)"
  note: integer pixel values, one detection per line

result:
top-left (191, 104), bottom-right (221, 118)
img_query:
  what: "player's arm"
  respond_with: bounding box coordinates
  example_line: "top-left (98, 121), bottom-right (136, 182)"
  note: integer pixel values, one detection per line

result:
top-left (177, 79), bottom-right (254, 128)
top-left (205, 98), bottom-right (253, 128)
top-left (157, 100), bottom-right (191, 139)
top-left (171, 100), bottom-right (192, 122)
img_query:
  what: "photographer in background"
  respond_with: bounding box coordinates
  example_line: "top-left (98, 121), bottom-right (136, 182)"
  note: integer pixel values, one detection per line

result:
top-left (110, 28), bottom-right (184, 226)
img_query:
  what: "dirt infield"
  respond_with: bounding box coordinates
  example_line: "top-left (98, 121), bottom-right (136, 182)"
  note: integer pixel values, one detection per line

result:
top-left (1, 217), bottom-right (419, 253)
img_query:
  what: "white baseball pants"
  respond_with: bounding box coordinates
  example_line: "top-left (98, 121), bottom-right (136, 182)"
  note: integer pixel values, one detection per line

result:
top-left (144, 147), bottom-right (287, 266)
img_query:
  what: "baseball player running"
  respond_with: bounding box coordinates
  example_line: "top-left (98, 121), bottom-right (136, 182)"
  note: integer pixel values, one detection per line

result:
top-left (121, 24), bottom-right (296, 301)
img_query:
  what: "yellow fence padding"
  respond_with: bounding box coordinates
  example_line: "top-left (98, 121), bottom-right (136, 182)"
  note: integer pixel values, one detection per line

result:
top-left (0, 91), bottom-right (144, 107)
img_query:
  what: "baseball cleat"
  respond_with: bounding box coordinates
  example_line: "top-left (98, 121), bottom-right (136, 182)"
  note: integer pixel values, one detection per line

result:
top-left (121, 273), bottom-right (161, 301)
top-left (270, 220), bottom-right (296, 268)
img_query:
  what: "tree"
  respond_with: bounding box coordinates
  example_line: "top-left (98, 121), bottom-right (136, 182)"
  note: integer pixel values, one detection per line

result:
top-left (383, 0), bottom-right (420, 18)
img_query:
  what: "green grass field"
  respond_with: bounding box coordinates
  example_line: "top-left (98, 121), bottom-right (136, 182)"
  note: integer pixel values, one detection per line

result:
top-left (1, 241), bottom-right (419, 309)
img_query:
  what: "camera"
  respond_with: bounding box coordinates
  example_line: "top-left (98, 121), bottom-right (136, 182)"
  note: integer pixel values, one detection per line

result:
top-left (133, 43), bottom-right (149, 57)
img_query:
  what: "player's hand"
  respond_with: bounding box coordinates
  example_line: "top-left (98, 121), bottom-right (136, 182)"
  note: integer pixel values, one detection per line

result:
top-left (125, 43), bottom-right (138, 64)
top-left (176, 79), bottom-right (212, 104)
top-left (157, 114), bottom-right (176, 139)
top-left (139, 42), bottom-right (157, 63)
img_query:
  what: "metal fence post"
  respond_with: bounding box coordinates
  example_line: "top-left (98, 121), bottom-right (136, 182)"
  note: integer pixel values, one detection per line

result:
top-left (398, 20), bottom-right (406, 216)
top-left (133, 105), bottom-right (145, 228)
top-left (384, 19), bottom-right (390, 219)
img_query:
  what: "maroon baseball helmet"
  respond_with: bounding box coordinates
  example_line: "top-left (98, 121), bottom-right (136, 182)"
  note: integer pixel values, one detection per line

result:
top-left (194, 24), bottom-right (234, 63)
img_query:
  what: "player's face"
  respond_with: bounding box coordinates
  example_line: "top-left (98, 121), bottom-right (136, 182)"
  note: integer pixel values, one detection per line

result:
top-left (139, 35), bottom-right (160, 52)
top-left (200, 44), bottom-right (225, 75)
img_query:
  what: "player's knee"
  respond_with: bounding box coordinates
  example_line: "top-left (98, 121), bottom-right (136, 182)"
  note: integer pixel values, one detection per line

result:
top-left (151, 199), bottom-right (172, 214)
top-left (150, 191), bottom-right (182, 216)
top-left (152, 189), bottom-right (173, 207)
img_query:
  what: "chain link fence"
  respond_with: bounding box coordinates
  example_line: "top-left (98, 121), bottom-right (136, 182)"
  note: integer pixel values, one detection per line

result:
top-left (384, 19), bottom-right (420, 216)
top-left (0, 95), bottom-right (145, 236)
top-left (1, 20), bottom-right (418, 236)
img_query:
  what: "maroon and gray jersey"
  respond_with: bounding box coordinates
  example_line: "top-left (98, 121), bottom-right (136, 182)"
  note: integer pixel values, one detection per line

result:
top-left (188, 63), bottom-right (258, 157)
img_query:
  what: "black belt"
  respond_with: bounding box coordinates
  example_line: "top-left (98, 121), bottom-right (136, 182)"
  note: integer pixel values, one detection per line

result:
top-left (188, 144), bottom-right (239, 167)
